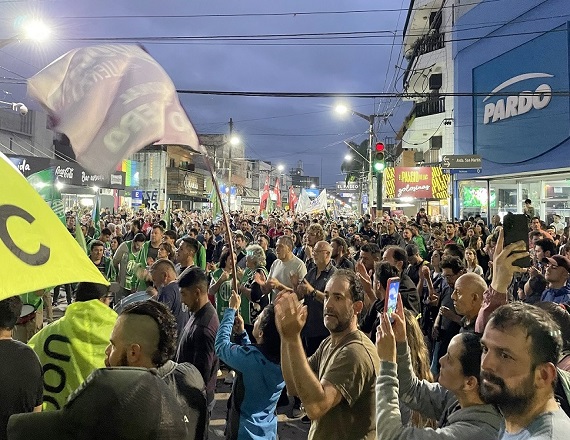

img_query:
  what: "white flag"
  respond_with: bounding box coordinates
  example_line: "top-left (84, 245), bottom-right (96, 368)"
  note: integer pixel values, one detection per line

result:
top-left (28, 44), bottom-right (204, 173)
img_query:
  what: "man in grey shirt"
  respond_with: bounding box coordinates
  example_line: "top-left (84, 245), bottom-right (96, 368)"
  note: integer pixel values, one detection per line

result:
top-left (481, 302), bottom-right (570, 439)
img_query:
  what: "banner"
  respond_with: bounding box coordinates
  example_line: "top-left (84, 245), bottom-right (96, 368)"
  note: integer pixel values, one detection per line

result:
top-left (273, 177), bottom-right (282, 208)
top-left (288, 186), bottom-right (298, 213)
top-left (384, 167), bottom-right (450, 200)
top-left (0, 153), bottom-right (108, 300)
top-left (28, 44), bottom-right (204, 174)
top-left (298, 189), bottom-right (328, 214)
top-left (259, 176), bottom-right (270, 213)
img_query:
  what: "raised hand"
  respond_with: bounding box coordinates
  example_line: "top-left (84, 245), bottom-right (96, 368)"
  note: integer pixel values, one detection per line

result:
top-left (275, 291), bottom-right (308, 339)
top-left (376, 313), bottom-right (397, 363)
top-left (229, 289), bottom-right (241, 310)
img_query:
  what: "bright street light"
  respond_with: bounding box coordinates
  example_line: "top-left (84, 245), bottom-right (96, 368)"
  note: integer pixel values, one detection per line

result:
top-left (22, 19), bottom-right (51, 42)
top-left (0, 18), bottom-right (51, 50)
top-left (230, 136), bottom-right (240, 146)
top-left (277, 164), bottom-right (285, 172)
top-left (344, 154), bottom-right (352, 161)
top-left (335, 104), bottom-right (349, 115)
top-left (310, 183), bottom-right (316, 189)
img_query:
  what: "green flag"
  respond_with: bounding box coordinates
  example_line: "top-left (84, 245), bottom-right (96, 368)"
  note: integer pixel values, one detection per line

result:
top-left (92, 194), bottom-right (101, 239)
top-left (211, 187), bottom-right (222, 222)
top-left (75, 212), bottom-right (88, 254)
top-left (26, 168), bottom-right (65, 224)
top-left (164, 198), bottom-right (171, 229)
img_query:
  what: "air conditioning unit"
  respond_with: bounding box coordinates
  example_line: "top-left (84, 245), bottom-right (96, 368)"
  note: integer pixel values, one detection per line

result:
top-left (429, 74), bottom-right (442, 90)
top-left (414, 151), bottom-right (425, 162)
top-left (430, 136), bottom-right (443, 150)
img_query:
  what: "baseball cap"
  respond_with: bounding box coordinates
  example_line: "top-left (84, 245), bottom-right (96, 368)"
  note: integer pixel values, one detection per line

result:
top-left (544, 255), bottom-right (570, 273)
top-left (8, 368), bottom-right (189, 440)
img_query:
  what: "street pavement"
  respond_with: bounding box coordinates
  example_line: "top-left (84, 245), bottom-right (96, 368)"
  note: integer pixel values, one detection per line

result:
top-left (209, 371), bottom-right (310, 440)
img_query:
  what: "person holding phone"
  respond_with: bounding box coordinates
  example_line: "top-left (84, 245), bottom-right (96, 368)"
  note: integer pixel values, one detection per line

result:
top-left (375, 297), bottom-right (502, 440)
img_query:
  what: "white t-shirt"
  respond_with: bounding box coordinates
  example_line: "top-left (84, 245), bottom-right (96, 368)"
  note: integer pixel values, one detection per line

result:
top-left (268, 255), bottom-right (307, 302)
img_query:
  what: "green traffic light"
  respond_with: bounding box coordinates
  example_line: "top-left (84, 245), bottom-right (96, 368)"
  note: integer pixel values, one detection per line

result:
top-left (374, 162), bottom-right (385, 172)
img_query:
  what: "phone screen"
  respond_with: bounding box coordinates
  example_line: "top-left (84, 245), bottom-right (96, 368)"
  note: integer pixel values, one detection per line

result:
top-left (385, 279), bottom-right (401, 317)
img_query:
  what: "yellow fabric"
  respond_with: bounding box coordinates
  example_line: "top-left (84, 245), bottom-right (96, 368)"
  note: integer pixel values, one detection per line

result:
top-left (0, 153), bottom-right (108, 300)
top-left (28, 299), bottom-right (117, 411)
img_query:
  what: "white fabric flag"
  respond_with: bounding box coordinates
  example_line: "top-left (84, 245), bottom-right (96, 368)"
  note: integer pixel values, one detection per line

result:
top-left (28, 44), bottom-right (203, 173)
top-left (295, 189), bottom-right (312, 214)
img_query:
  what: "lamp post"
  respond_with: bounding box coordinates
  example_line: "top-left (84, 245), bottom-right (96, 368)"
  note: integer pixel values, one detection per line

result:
top-left (335, 105), bottom-right (391, 217)
top-left (0, 101), bottom-right (28, 115)
top-left (227, 118), bottom-right (240, 210)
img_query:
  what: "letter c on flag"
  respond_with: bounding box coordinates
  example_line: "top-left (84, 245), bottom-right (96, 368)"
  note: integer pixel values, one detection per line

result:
top-left (0, 204), bottom-right (50, 265)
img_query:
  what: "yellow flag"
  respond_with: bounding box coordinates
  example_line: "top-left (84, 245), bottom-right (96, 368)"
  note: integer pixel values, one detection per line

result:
top-left (0, 154), bottom-right (109, 300)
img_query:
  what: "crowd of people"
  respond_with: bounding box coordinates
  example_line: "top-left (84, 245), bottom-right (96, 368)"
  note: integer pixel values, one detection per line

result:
top-left (2, 202), bottom-right (570, 440)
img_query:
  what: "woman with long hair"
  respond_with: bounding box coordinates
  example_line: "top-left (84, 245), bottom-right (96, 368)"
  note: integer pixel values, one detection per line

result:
top-left (402, 309), bottom-right (436, 428)
top-left (464, 247), bottom-right (484, 277)
top-left (215, 291), bottom-right (284, 440)
top-left (203, 228), bottom-right (216, 263)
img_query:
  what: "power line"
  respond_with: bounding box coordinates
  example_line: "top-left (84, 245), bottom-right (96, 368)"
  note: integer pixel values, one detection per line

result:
top-left (46, 1), bottom-right (504, 20)
top-left (175, 90), bottom-right (570, 98)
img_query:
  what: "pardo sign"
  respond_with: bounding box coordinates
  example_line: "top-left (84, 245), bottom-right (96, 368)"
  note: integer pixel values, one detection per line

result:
top-left (482, 73), bottom-right (553, 124)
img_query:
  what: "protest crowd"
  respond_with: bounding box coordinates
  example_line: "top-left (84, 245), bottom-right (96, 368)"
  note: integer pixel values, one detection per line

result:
top-left (3, 202), bottom-right (570, 440)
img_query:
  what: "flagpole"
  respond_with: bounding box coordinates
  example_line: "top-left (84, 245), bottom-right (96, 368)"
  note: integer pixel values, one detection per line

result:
top-left (202, 145), bottom-right (239, 295)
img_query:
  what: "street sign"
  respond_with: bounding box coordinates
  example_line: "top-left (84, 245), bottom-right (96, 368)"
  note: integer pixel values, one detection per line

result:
top-left (442, 168), bottom-right (482, 175)
top-left (441, 155), bottom-right (482, 169)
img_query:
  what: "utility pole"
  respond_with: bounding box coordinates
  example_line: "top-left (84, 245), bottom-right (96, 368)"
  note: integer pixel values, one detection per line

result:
top-left (228, 117), bottom-right (233, 210)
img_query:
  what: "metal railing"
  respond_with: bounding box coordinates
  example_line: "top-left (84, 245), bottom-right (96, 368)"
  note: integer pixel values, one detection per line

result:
top-left (413, 96), bottom-right (445, 118)
top-left (403, 33), bottom-right (445, 87)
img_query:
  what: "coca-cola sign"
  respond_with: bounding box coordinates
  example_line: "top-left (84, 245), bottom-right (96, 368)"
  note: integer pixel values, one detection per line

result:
top-left (55, 166), bottom-right (75, 179)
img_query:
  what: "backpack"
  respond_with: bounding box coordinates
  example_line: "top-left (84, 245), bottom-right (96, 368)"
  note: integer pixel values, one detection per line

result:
top-left (555, 365), bottom-right (570, 417)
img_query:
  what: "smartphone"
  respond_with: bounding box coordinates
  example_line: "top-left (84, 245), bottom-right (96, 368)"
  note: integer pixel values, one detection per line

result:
top-left (384, 277), bottom-right (401, 322)
top-left (503, 212), bottom-right (531, 267)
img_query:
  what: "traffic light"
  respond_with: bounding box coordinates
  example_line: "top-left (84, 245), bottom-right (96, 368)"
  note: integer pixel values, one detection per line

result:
top-left (373, 142), bottom-right (385, 172)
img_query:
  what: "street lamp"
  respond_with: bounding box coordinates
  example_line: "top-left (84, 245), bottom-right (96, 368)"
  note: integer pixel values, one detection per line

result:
top-left (344, 154), bottom-right (352, 161)
top-left (335, 104), bottom-right (391, 216)
top-left (0, 18), bottom-right (51, 50)
top-left (0, 101), bottom-right (28, 115)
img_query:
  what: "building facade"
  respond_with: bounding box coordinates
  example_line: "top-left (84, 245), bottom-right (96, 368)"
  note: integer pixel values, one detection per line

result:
top-left (453, 0), bottom-right (570, 222)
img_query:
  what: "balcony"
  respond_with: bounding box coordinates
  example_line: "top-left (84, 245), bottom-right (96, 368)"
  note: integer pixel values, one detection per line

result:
top-left (403, 33), bottom-right (445, 88)
top-left (412, 96), bottom-right (445, 118)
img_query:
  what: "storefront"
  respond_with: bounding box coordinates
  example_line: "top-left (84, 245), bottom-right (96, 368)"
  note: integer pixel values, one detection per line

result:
top-left (8, 155), bottom-right (126, 211)
top-left (383, 166), bottom-right (450, 220)
top-left (453, 2), bottom-right (570, 222)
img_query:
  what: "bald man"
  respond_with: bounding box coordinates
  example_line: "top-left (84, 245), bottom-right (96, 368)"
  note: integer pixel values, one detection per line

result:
top-left (105, 300), bottom-right (207, 439)
top-left (450, 272), bottom-right (487, 333)
top-left (149, 259), bottom-right (189, 337)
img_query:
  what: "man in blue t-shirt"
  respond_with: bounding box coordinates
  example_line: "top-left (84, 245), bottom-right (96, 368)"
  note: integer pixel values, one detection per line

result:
top-left (149, 259), bottom-right (189, 338)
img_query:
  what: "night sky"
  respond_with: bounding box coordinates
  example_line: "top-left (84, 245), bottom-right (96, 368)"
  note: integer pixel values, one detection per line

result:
top-left (0, 0), bottom-right (411, 188)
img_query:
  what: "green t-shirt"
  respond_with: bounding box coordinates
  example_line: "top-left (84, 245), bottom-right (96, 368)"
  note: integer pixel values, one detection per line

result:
top-left (211, 268), bottom-right (233, 322)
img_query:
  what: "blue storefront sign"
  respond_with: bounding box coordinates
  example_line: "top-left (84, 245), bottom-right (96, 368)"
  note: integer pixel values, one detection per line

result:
top-left (473, 25), bottom-right (569, 164)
